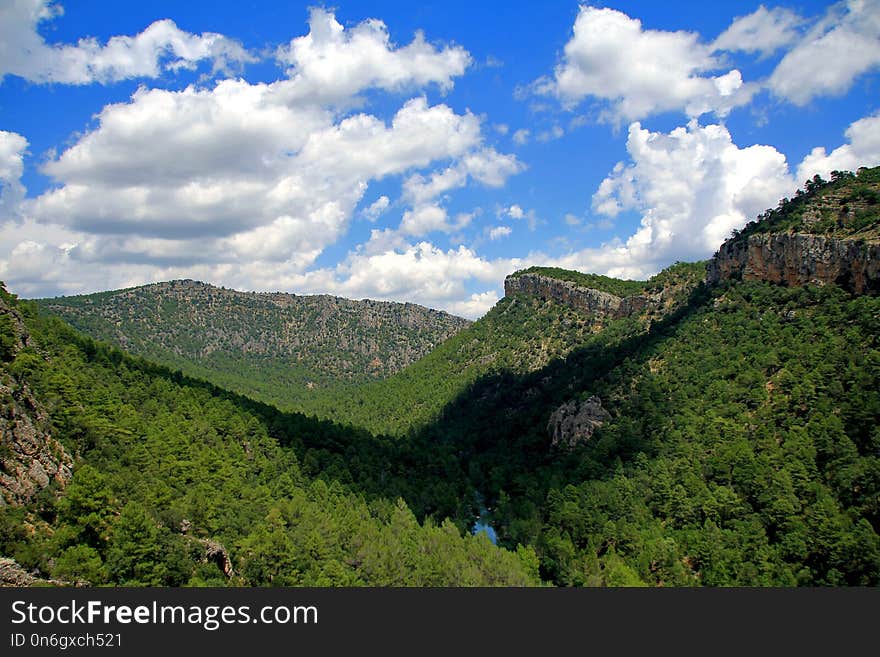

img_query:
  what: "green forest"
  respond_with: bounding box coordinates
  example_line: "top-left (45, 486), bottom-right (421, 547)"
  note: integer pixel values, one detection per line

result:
top-left (36, 280), bottom-right (469, 413)
top-left (2, 168), bottom-right (879, 586)
top-left (0, 287), bottom-right (538, 586)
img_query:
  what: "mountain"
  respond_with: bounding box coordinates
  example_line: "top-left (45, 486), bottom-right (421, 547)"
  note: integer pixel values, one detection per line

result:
top-left (310, 167), bottom-right (880, 585)
top-left (4, 166), bottom-right (879, 587)
top-left (298, 260), bottom-right (706, 435)
top-left (0, 284), bottom-right (539, 586)
top-left (35, 280), bottom-right (469, 411)
top-left (709, 167), bottom-right (880, 294)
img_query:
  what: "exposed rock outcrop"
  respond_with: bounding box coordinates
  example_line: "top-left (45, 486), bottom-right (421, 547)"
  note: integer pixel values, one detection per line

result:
top-left (504, 273), bottom-right (659, 319)
top-left (179, 519), bottom-right (235, 579)
top-left (1, 296), bottom-right (73, 508)
top-left (706, 233), bottom-right (880, 294)
top-left (0, 557), bottom-right (69, 587)
top-left (199, 538), bottom-right (235, 578)
top-left (548, 395), bottom-right (610, 450)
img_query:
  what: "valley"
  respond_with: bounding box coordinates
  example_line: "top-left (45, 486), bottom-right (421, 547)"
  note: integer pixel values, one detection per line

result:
top-left (2, 167), bottom-right (879, 586)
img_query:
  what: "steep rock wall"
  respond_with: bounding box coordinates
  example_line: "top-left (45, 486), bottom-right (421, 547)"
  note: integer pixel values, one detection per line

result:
top-left (503, 273), bottom-right (658, 319)
top-left (707, 233), bottom-right (880, 294)
top-left (1, 295), bottom-right (73, 507)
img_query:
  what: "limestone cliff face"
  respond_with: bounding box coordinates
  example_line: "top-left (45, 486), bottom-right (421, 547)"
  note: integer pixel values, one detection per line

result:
top-left (0, 379), bottom-right (73, 507)
top-left (547, 395), bottom-right (610, 450)
top-left (706, 233), bottom-right (880, 294)
top-left (504, 273), bottom-right (658, 319)
top-left (1, 295), bottom-right (73, 508)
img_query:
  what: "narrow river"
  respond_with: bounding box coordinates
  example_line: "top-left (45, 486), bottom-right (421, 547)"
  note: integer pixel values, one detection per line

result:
top-left (471, 505), bottom-right (498, 544)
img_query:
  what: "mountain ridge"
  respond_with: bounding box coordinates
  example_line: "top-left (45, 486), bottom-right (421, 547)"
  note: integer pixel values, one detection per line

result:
top-left (35, 278), bottom-right (470, 410)
top-left (2, 166), bottom-right (879, 587)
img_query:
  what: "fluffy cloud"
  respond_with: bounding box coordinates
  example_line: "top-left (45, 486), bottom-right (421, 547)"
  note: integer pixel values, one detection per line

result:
top-left (287, 239), bottom-right (521, 317)
top-left (445, 291), bottom-right (500, 319)
top-left (513, 129), bottom-right (530, 145)
top-left (537, 6), bottom-right (755, 122)
top-left (0, 0), bottom-right (253, 85)
top-left (591, 120), bottom-right (795, 269)
top-left (0, 131), bottom-right (28, 219)
top-left (713, 5), bottom-right (804, 56)
top-left (768, 0), bottom-right (880, 105)
top-left (362, 195), bottom-right (390, 222)
top-left (400, 204), bottom-right (450, 235)
top-left (797, 113), bottom-right (880, 182)
top-left (28, 85), bottom-right (484, 266)
top-left (402, 148), bottom-right (523, 206)
top-left (506, 204), bottom-right (524, 220)
top-left (500, 203), bottom-right (538, 230)
top-left (2, 8), bottom-right (529, 314)
top-left (398, 147), bottom-right (523, 236)
top-left (276, 7), bottom-right (470, 106)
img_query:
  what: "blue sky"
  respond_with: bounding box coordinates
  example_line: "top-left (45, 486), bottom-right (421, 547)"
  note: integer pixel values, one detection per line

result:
top-left (1, 1), bottom-right (878, 317)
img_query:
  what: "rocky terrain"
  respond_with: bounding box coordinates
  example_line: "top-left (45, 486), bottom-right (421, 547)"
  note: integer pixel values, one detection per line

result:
top-left (547, 395), bottom-right (611, 450)
top-left (38, 280), bottom-right (469, 382)
top-left (1, 291), bottom-right (73, 508)
top-left (706, 232), bottom-right (880, 293)
top-left (504, 272), bottom-right (660, 320)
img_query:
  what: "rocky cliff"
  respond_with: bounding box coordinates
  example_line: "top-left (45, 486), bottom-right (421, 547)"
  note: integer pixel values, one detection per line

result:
top-left (706, 233), bottom-right (880, 294)
top-left (504, 273), bottom-right (659, 319)
top-left (0, 293), bottom-right (73, 507)
top-left (547, 395), bottom-right (610, 450)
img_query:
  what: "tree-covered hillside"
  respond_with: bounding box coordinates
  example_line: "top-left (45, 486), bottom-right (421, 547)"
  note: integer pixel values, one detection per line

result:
top-left (428, 280), bottom-right (880, 585)
top-left (297, 260), bottom-right (705, 435)
top-left (0, 285), bottom-right (539, 586)
top-left (6, 168), bottom-right (880, 587)
top-left (738, 166), bottom-right (880, 242)
top-left (36, 280), bottom-right (469, 411)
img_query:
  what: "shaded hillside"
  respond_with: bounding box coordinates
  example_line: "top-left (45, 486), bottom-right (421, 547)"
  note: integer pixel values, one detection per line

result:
top-left (0, 284), bottom-right (539, 586)
top-left (35, 280), bottom-right (469, 410)
top-left (7, 167), bottom-right (879, 587)
top-left (387, 169), bottom-right (880, 585)
top-left (330, 169), bottom-right (880, 585)
top-left (302, 261), bottom-right (705, 435)
top-left (408, 280), bottom-right (879, 585)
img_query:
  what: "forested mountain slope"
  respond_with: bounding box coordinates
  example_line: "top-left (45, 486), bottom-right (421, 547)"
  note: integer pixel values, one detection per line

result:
top-left (0, 285), bottom-right (539, 586)
top-left (299, 261), bottom-right (705, 434)
top-left (36, 280), bottom-right (469, 410)
top-left (399, 169), bottom-right (880, 585)
top-left (5, 167), bottom-right (879, 587)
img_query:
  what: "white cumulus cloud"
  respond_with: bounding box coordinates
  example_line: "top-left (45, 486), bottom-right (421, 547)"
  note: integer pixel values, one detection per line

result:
top-left (289, 239), bottom-right (521, 318)
top-left (591, 119), bottom-right (795, 268)
top-left (797, 112), bottom-right (880, 182)
top-left (362, 195), bottom-right (391, 222)
top-left (0, 131), bottom-right (28, 219)
top-left (488, 225), bottom-right (512, 240)
top-left (536, 6), bottom-right (756, 123)
top-left (0, 0), bottom-right (253, 85)
top-left (28, 86), bottom-right (485, 267)
top-left (1, 9), bottom-right (525, 311)
top-left (713, 5), bottom-right (804, 56)
top-left (768, 0), bottom-right (880, 105)
top-left (513, 129), bottom-right (530, 145)
top-left (276, 7), bottom-right (471, 106)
